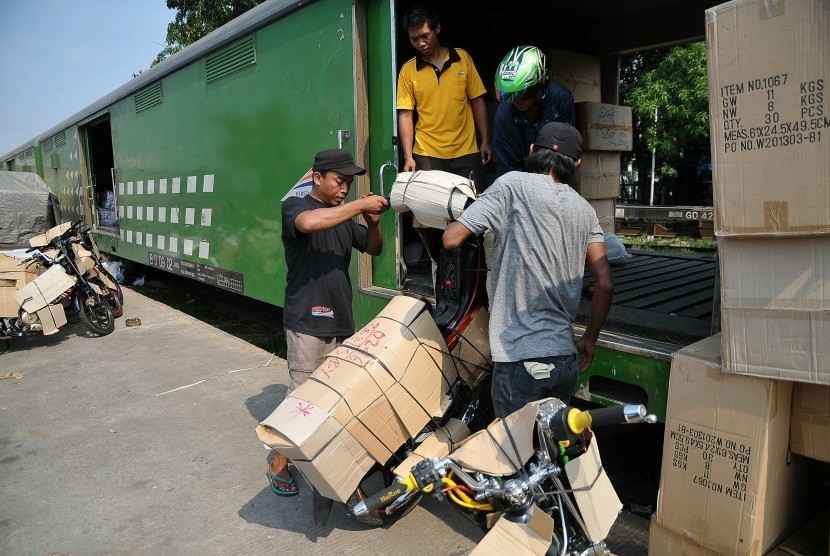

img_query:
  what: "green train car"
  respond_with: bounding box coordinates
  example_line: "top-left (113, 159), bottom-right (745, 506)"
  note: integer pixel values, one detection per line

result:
top-left (1, 0), bottom-right (721, 420)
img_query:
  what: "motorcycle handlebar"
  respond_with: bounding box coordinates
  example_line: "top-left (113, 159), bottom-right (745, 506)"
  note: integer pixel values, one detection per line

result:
top-left (352, 479), bottom-right (415, 517)
top-left (566, 404), bottom-right (649, 434)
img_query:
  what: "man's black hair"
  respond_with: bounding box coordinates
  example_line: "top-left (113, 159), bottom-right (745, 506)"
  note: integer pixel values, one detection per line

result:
top-left (402, 4), bottom-right (440, 31)
top-left (524, 148), bottom-right (578, 185)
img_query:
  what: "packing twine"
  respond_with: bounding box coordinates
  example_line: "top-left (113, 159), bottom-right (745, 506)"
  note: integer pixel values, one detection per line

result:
top-left (154, 353), bottom-right (276, 396)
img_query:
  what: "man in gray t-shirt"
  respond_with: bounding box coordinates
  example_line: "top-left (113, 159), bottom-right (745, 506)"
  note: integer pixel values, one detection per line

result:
top-left (443, 122), bottom-right (613, 418)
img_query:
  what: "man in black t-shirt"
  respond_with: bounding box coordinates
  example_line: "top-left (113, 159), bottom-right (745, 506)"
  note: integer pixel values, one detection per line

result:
top-left (267, 148), bottom-right (389, 496)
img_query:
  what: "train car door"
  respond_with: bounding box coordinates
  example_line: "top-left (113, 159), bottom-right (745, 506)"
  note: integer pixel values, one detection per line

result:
top-left (78, 115), bottom-right (117, 232)
top-left (357, 0), bottom-right (401, 299)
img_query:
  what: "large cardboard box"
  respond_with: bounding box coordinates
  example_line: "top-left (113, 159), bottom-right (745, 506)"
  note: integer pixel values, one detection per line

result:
top-left (549, 48), bottom-right (601, 103)
top-left (706, 0), bottom-right (830, 237)
top-left (574, 102), bottom-right (633, 152)
top-left (656, 335), bottom-right (821, 555)
top-left (575, 152), bottom-right (621, 200)
top-left (649, 518), bottom-right (718, 556)
top-left (0, 254), bottom-right (37, 317)
top-left (790, 383), bottom-right (830, 464)
top-left (719, 236), bottom-right (830, 384)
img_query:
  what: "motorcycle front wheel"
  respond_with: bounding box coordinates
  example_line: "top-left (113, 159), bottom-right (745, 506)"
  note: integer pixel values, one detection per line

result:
top-left (90, 272), bottom-right (124, 318)
top-left (77, 287), bottom-right (115, 336)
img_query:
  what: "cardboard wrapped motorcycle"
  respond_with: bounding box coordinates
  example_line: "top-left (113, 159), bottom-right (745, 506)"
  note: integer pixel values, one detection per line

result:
top-left (256, 171), bottom-right (653, 553)
top-left (0, 221), bottom-right (122, 338)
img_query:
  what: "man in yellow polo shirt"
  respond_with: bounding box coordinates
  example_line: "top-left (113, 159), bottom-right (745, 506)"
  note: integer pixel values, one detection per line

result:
top-left (397, 4), bottom-right (492, 184)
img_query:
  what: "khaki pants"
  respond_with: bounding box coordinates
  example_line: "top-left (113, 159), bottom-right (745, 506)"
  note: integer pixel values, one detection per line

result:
top-left (284, 329), bottom-right (346, 392)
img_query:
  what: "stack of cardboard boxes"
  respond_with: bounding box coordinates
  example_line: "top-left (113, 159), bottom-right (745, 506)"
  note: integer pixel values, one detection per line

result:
top-left (551, 49), bottom-right (631, 232)
top-left (650, 1), bottom-right (830, 553)
top-left (256, 295), bottom-right (491, 502)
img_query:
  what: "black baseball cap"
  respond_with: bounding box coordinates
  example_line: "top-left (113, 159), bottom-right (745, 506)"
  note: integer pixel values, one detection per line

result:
top-left (312, 148), bottom-right (366, 176)
top-left (534, 122), bottom-right (583, 160)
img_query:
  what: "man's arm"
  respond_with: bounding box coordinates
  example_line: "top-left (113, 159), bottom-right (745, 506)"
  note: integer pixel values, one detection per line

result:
top-left (362, 211), bottom-right (383, 256)
top-left (493, 104), bottom-right (524, 173)
top-left (575, 242), bottom-right (614, 372)
top-left (470, 96), bottom-right (492, 165)
top-left (295, 195), bottom-right (388, 234)
top-left (442, 221), bottom-right (475, 249)
top-left (398, 109), bottom-right (417, 171)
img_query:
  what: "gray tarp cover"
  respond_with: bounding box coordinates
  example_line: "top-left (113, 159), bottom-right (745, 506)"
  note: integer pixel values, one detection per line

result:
top-left (0, 171), bottom-right (61, 247)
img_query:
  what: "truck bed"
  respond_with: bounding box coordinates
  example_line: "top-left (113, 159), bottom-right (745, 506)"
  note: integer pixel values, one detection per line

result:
top-left (578, 250), bottom-right (718, 348)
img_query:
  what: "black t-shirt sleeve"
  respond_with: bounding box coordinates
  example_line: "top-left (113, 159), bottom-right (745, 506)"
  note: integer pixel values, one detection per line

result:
top-left (350, 220), bottom-right (369, 253)
top-left (282, 196), bottom-right (307, 240)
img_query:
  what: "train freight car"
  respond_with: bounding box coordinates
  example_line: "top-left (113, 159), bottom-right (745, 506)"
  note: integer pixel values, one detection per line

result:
top-left (1, 0), bottom-right (722, 419)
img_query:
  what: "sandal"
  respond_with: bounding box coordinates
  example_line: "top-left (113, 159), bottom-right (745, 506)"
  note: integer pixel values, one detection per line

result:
top-left (266, 449), bottom-right (299, 497)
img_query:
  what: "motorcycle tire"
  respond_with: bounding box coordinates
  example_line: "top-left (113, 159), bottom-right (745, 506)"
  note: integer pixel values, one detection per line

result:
top-left (91, 272), bottom-right (124, 318)
top-left (346, 472), bottom-right (423, 527)
top-left (77, 287), bottom-right (115, 336)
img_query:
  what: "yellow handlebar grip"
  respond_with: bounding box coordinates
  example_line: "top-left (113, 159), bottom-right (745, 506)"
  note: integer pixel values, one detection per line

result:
top-left (567, 408), bottom-right (593, 434)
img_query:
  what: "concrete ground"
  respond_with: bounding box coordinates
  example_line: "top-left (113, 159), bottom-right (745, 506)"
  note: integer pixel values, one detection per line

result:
top-left (0, 288), bottom-right (648, 555)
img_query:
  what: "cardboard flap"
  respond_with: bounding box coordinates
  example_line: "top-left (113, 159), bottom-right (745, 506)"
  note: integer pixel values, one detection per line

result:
top-left (452, 400), bottom-right (540, 475)
top-left (565, 438), bottom-right (622, 542)
top-left (12, 265), bottom-right (75, 312)
top-left (470, 505), bottom-right (553, 556)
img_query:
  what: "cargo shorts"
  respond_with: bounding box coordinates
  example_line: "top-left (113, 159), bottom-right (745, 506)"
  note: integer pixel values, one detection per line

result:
top-left (284, 329), bottom-right (347, 392)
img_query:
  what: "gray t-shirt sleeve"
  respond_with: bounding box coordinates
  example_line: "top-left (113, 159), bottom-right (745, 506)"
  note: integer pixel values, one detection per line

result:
top-left (457, 181), bottom-right (506, 235)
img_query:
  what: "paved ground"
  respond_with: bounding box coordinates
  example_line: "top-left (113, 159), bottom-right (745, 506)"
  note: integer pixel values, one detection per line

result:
top-left (0, 288), bottom-right (649, 555)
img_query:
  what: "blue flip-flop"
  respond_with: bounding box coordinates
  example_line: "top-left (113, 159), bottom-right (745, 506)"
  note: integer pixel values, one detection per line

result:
top-left (266, 449), bottom-right (299, 497)
top-left (267, 470), bottom-right (299, 497)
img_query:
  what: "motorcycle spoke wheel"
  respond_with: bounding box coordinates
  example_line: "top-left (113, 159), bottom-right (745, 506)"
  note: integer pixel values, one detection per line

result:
top-left (77, 289), bottom-right (115, 336)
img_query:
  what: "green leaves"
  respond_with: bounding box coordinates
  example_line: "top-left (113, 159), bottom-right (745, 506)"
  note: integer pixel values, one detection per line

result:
top-left (152, 0), bottom-right (264, 66)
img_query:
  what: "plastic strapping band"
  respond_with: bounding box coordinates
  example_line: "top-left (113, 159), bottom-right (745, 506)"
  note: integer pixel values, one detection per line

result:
top-left (304, 376), bottom-right (391, 460)
top-left (401, 170), bottom-right (420, 207)
top-left (446, 186), bottom-right (460, 221)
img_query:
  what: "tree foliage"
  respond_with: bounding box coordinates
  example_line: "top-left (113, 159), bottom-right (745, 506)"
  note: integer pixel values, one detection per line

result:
top-left (621, 42), bottom-right (711, 204)
top-left (153, 0), bottom-right (264, 66)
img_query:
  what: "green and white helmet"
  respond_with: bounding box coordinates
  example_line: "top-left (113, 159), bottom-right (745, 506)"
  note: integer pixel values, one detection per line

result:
top-left (495, 45), bottom-right (549, 102)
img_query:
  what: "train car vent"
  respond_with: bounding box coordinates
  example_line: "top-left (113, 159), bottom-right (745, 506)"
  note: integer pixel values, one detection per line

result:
top-left (24, 148), bottom-right (33, 159)
top-left (54, 131), bottom-right (66, 147)
top-left (42, 137), bottom-right (53, 152)
top-left (135, 82), bottom-right (163, 113)
top-left (206, 36), bottom-right (256, 84)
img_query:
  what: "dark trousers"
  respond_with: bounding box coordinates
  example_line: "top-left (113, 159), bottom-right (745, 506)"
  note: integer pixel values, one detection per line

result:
top-left (491, 354), bottom-right (580, 418)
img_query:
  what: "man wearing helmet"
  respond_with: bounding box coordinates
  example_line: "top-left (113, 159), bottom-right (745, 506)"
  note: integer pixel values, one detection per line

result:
top-left (396, 4), bottom-right (492, 181)
top-left (442, 122), bottom-right (613, 418)
top-left (493, 46), bottom-right (576, 174)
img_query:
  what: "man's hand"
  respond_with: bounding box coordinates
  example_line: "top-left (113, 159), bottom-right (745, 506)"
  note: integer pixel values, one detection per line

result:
top-left (575, 336), bottom-right (596, 373)
top-left (480, 141), bottom-right (493, 165)
top-left (402, 156), bottom-right (417, 172)
top-left (359, 193), bottom-right (389, 226)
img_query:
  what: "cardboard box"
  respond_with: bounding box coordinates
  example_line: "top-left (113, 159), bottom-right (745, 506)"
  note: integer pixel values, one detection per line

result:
top-left (575, 102), bottom-right (633, 151)
top-left (0, 254), bottom-right (38, 317)
top-left (393, 418), bottom-right (470, 477)
top-left (649, 518), bottom-right (718, 555)
top-left (790, 383), bottom-right (830, 463)
top-left (291, 427), bottom-right (375, 503)
top-left (575, 152), bottom-right (621, 200)
top-left (656, 335), bottom-right (822, 555)
top-left (766, 505), bottom-right (830, 556)
top-left (588, 198), bottom-right (616, 233)
top-left (256, 296), bottom-right (458, 500)
top-left (449, 306), bottom-right (491, 388)
top-left (719, 236), bottom-right (830, 384)
top-left (706, 0), bottom-right (830, 237)
top-left (470, 505), bottom-right (553, 556)
top-left (12, 265), bottom-right (74, 334)
top-left (549, 48), bottom-right (601, 103)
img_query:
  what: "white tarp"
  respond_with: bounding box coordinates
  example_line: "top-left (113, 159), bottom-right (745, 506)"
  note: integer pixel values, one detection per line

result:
top-left (0, 171), bottom-right (61, 247)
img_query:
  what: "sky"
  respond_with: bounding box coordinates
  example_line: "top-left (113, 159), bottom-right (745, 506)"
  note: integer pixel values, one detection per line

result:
top-left (0, 1), bottom-right (175, 156)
